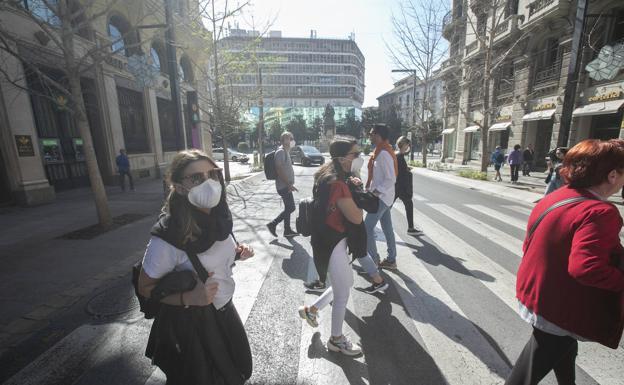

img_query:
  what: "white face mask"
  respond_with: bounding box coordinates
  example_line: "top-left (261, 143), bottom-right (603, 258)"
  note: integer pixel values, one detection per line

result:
top-left (187, 179), bottom-right (222, 209)
top-left (350, 156), bottom-right (365, 174)
top-left (290, 139), bottom-right (296, 148)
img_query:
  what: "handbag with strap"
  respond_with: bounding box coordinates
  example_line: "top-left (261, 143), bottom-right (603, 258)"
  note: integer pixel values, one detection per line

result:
top-left (524, 196), bottom-right (594, 252)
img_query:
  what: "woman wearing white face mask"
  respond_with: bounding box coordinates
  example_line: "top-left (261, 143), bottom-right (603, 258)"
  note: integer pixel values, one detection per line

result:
top-left (138, 149), bottom-right (255, 385)
top-left (298, 138), bottom-right (383, 357)
top-left (395, 136), bottom-right (421, 234)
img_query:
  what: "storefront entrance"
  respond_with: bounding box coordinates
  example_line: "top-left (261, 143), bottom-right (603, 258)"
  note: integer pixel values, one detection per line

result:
top-left (590, 111), bottom-right (622, 140)
top-left (469, 131), bottom-right (481, 160)
top-left (534, 120), bottom-right (553, 169)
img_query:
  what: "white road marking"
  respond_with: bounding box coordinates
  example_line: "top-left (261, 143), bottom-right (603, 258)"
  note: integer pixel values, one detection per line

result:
top-left (503, 205), bottom-right (533, 216)
top-left (465, 204), bottom-right (527, 231)
top-left (412, 193), bottom-right (428, 201)
top-left (411, 208), bottom-right (624, 385)
top-left (428, 204), bottom-right (523, 258)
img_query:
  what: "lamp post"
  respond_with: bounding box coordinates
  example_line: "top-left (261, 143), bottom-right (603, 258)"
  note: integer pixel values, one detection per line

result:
top-left (392, 69), bottom-right (419, 161)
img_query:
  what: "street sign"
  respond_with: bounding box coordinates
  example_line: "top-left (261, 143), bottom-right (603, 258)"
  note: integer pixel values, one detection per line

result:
top-left (407, 132), bottom-right (412, 140)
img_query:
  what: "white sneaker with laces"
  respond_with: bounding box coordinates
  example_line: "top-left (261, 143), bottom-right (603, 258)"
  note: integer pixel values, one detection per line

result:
top-left (327, 335), bottom-right (362, 356)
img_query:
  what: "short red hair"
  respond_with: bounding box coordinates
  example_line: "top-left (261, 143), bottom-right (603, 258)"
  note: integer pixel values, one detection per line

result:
top-left (560, 139), bottom-right (624, 188)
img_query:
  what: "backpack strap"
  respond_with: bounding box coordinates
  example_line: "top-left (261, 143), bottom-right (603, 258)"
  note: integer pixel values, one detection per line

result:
top-left (525, 196), bottom-right (593, 251)
top-left (187, 251), bottom-right (210, 283)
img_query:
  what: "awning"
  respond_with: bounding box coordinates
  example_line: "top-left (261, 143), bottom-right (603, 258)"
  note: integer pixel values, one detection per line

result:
top-left (489, 122), bottom-right (511, 132)
top-left (463, 125), bottom-right (480, 133)
top-left (523, 109), bottom-right (556, 121)
top-left (572, 100), bottom-right (624, 117)
top-left (441, 128), bottom-right (456, 134)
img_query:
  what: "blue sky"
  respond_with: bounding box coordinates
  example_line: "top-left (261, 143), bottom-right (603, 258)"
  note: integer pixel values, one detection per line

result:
top-left (236, 0), bottom-right (405, 107)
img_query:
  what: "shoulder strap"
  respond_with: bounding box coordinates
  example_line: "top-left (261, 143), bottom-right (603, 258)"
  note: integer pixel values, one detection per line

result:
top-left (525, 197), bottom-right (592, 251)
top-left (187, 251), bottom-right (209, 283)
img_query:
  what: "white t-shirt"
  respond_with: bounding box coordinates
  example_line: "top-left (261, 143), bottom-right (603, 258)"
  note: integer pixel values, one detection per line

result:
top-left (142, 235), bottom-right (237, 309)
top-left (369, 150), bottom-right (396, 207)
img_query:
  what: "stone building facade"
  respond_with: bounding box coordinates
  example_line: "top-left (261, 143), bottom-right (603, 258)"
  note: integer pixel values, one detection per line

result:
top-left (440, 0), bottom-right (624, 168)
top-left (0, 0), bottom-right (211, 206)
top-left (377, 74), bottom-right (445, 131)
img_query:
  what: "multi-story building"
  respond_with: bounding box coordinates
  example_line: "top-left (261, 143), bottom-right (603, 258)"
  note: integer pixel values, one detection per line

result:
top-left (377, 73), bottom-right (444, 130)
top-left (217, 29), bottom-right (365, 129)
top-left (0, 0), bottom-right (211, 206)
top-left (441, 0), bottom-right (624, 168)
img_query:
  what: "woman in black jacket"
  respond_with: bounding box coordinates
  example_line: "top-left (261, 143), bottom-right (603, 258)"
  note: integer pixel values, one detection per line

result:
top-left (395, 136), bottom-right (420, 234)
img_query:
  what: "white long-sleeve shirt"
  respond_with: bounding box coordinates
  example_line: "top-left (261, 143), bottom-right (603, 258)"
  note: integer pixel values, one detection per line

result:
top-left (369, 150), bottom-right (396, 207)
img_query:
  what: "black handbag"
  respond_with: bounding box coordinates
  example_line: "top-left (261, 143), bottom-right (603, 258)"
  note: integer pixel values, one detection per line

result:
top-left (348, 182), bottom-right (379, 213)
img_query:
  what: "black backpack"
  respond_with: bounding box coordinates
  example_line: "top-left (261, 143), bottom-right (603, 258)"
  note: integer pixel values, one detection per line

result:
top-left (264, 151), bottom-right (277, 180)
top-left (495, 152), bottom-right (504, 163)
top-left (296, 197), bottom-right (314, 236)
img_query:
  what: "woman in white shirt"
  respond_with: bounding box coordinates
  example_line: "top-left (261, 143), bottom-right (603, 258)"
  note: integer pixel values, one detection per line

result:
top-left (138, 149), bottom-right (254, 385)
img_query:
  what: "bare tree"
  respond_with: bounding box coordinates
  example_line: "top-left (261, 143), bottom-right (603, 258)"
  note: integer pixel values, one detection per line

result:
top-left (0, 0), bottom-right (157, 226)
top-left (389, 0), bottom-right (448, 167)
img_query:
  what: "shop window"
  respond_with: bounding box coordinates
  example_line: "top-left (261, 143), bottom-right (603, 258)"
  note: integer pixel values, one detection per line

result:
top-left (117, 87), bottom-right (148, 153)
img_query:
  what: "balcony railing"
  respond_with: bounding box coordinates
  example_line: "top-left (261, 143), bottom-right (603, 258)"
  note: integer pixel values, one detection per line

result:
top-left (528, 0), bottom-right (555, 18)
top-left (495, 19), bottom-right (510, 36)
top-left (466, 41), bottom-right (479, 54)
top-left (533, 60), bottom-right (561, 88)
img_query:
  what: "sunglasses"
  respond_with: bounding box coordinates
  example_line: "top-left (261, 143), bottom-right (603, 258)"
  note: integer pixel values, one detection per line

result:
top-left (182, 169), bottom-right (222, 186)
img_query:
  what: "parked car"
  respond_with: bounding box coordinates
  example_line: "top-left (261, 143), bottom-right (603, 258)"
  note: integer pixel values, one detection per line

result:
top-left (212, 148), bottom-right (249, 163)
top-left (290, 145), bottom-right (325, 166)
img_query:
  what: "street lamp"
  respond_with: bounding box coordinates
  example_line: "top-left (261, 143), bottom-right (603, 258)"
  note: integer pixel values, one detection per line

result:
top-left (392, 69), bottom-right (418, 161)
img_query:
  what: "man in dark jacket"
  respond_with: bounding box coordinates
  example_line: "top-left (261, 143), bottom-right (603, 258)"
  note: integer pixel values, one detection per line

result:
top-left (522, 144), bottom-right (535, 176)
top-left (116, 149), bottom-right (134, 192)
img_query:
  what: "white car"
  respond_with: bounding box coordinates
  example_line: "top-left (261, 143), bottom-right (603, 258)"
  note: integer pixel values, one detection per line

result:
top-left (212, 148), bottom-right (249, 163)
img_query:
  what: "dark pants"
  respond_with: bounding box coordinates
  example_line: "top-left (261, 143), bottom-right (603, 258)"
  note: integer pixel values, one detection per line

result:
top-left (505, 327), bottom-right (578, 385)
top-left (510, 164), bottom-right (520, 182)
top-left (396, 195), bottom-right (414, 229)
top-left (119, 170), bottom-right (134, 191)
top-left (271, 187), bottom-right (295, 232)
top-left (522, 161), bottom-right (532, 176)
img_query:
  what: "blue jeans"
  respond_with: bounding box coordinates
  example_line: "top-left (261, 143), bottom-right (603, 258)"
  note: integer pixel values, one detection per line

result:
top-left (364, 200), bottom-right (397, 264)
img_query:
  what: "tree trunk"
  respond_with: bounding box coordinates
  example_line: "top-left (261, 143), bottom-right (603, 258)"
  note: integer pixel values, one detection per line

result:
top-left (480, 2), bottom-right (496, 173)
top-left (421, 131), bottom-right (428, 167)
top-left (61, 0), bottom-right (111, 227)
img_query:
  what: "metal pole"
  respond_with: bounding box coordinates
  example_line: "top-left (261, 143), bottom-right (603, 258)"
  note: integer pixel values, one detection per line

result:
top-left (211, 1), bottom-right (230, 182)
top-left (164, 0), bottom-right (185, 151)
top-left (258, 66), bottom-right (264, 159)
top-left (558, 0), bottom-right (588, 148)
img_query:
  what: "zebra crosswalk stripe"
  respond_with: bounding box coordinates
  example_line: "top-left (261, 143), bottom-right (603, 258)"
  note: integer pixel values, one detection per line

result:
top-left (503, 205), bottom-right (532, 216)
top-left (411, 207), bottom-right (624, 385)
top-left (464, 204), bottom-right (527, 231)
top-left (427, 204), bottom-right (523, 258)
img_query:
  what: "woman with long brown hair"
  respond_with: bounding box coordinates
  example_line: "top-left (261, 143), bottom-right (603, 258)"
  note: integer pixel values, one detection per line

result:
top-left (138, 149), bottom-right (254, 385)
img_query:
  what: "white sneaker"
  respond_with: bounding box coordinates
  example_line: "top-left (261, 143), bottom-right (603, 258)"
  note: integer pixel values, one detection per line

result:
top-left (298, 306), bottom-right (319, 328)
top-left (327, 335), bottom-right (362, 356)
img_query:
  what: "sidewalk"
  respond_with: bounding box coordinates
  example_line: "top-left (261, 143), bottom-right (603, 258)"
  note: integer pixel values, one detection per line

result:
top-left (0, 170), bottom-right (263, 357)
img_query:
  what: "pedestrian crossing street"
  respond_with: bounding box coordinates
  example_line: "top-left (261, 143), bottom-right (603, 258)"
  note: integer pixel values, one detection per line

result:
top-left (5, 171), bottom-right (624, 385)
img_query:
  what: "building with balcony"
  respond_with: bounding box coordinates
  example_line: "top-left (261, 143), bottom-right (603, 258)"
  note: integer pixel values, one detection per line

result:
top-left (441, 0), bottom-right (624, 167)
top-left (376, 73), bottom-right (444, 132)
top-left (0, 0), bottom-right (211, 206)
top-left (217, 29), bottom-right (365, 130)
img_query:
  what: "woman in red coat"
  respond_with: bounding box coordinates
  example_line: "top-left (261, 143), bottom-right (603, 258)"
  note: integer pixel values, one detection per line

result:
top-left (506, 139), bottom-right (624, 385)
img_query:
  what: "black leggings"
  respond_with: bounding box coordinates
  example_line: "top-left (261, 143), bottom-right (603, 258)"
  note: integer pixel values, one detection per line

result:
top-left (505, 327), bottom-right (577, 385)
top-left (396, 195), bottom-right (414, 229)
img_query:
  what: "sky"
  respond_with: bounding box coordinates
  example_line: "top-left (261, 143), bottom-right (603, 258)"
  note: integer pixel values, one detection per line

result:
top-left (234, 0), bottom-right (404, 107)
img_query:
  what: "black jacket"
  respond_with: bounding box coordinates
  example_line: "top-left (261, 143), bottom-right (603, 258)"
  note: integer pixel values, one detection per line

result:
top-left (395, 153), bottom-right (413, 200)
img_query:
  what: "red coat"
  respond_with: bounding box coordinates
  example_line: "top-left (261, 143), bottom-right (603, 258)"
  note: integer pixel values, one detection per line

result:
top-left (516, 186), bottom-right (624, 348)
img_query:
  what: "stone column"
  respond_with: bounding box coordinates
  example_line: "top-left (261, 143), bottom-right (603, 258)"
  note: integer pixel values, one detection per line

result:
top-left (512, 56), bottom-right (531, 148)
top-left (0, 49), bottom-right (54, 205)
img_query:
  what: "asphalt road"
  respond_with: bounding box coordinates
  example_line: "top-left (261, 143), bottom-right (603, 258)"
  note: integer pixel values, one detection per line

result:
top-left (3, 163), bottom-right (623, 385)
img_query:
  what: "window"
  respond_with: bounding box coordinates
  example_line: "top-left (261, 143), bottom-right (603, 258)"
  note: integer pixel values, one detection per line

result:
top-left (157, 98), bottom-right (178, 151)
top-left (179, 55), bottom-right (194, 83)
top-left (150, 41), bottom-right (167, 73)
top-left (23, 0), bottom-right (60, 26)
top-left (108, 15), bottom-right (140, 57)
top-left (117, 87), bottom-right (148, 153)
